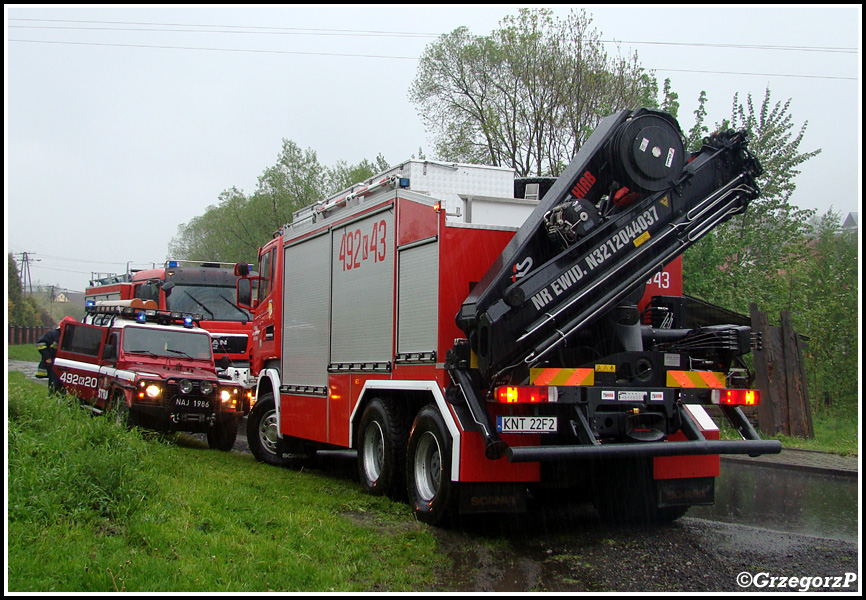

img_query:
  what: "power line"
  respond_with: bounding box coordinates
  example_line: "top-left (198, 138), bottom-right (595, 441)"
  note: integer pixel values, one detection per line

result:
top-left (9, 38), bottom-right (857, 80)
top-left (601, 39), bottom-right (857, 54)
top-left (28, 264), bottom-right (94, 275)
top-left (7, 23), bottom-right (437, 40)
top-left (8, 17), bottom-right (858, 53)
top-left (22, 253), bottom-right (129, 266)
top-left (653, 68), bottom-right (856, 81)
top-left (8, 39), bottom-right (419, 61)
top-left (7, 18), bottom-right (441, 38)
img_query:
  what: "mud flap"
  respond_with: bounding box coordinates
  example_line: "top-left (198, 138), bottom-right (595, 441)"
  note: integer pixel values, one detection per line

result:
top-left (656, 476), bottom-right (714, 508)
top-left (459, 482), bottom-right (527, 515)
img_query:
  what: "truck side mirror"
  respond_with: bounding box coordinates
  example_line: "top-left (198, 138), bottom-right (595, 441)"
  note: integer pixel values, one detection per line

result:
top-left (237, 278), bottom-right (255, 310)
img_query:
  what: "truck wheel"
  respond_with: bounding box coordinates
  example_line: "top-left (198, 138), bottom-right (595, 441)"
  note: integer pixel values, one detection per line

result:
top-left (247, 393), bottom-right (296, 467)
top-left (406, 406), bottom-right (455, 526)
top-left (111, 394), bottom-right (137, 429)
top-left (358, 398), bottom-right (406, 498)
top-left (591, 458), bottom-right (689, 524)
top-left (207, 418), bottom-right (238, 452)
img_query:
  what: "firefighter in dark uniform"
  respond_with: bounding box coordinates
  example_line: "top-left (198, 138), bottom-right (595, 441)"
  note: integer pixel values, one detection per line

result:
top-left (36, 316), bottom-right (76, 393)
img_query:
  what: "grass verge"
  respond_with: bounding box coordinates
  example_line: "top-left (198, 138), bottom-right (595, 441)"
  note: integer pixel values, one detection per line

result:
top-left (7, 373), bottom-right (443, 592)
top-left (715, 408), bottom-right (858, 456)
top-left (7, 343), bottom-right (39, 362)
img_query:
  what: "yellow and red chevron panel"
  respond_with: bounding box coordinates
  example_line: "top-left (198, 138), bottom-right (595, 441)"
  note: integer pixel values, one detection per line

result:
top-left (530, 368), bottom-right (594, 386)
top-left (665, 370), bottom-right (726, 389)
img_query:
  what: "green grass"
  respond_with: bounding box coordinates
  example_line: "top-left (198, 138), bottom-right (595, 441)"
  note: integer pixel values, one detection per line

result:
top-left (714, 408), bottom-right (858, 456)
top-left (7, 373), bottom-right (443, 592)
top-left (7, 343), bottom-right (39, 361)
top-left (769, 411), bottom-right (859, 456)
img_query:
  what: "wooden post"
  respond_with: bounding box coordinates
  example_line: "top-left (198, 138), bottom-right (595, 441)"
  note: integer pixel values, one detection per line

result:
top-left (751, 304), bottom-right (787, 435)
top-left (781, 311), bottom-right (814, 438)
top-left (751, 304), bottom-right (776, 434)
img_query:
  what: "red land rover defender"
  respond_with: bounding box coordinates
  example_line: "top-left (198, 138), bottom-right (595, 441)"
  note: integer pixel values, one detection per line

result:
top-left (53, 300), bottom-right (246, 451)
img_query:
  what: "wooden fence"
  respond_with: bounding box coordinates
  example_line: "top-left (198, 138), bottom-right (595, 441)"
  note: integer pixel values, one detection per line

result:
top-left (750, 304), bottom-right (814, 438)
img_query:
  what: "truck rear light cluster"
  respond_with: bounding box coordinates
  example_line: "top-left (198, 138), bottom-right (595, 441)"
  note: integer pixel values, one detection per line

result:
top-left (493, 385), bottom-right (552, 403)
top-left (712, 388), bottom-right (761, 406)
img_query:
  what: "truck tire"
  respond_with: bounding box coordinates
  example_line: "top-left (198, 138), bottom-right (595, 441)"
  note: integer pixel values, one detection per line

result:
top-left (358, 398), bottom-right (406, 499)
top-left (591, 458), bottom-right (689, 524)
top-left (406, 406), bottom-right (455, 526)
top-left (111, 393), bottom-right (138, 429)
top-left (207, 418), bottom-right (238, 452)
top-left (247, 392), bottom-right (294, 467)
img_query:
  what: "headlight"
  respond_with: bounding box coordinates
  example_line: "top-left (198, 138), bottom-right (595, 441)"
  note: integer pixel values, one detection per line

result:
top-left (220, 387), bottom-right (239, 405)
top-left (145, 384), bottom-right (162, 399)
top-left (179, 379), bottom-right (194, 395)
top-left (200, 381), bottom-right (214, 395)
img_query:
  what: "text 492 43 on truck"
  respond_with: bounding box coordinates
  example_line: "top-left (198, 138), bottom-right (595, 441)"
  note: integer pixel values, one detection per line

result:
top-left (236, 108), bottom-right (780, 525)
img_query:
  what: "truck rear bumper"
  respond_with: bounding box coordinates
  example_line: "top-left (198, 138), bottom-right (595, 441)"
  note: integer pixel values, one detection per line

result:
top-left (506, 439), bottom-right (781, 462)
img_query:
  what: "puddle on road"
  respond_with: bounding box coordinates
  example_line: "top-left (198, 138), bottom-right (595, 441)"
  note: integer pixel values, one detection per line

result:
top-left (689, 461), bottom-right (858, 543)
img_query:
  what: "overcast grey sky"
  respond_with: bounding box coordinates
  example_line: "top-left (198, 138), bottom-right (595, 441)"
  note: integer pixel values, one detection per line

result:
top-left (5, 4), bottom-right (861, 293)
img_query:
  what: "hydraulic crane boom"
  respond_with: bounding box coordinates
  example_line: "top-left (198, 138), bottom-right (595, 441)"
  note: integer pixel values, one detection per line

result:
top-left (456, 108), bottom-right (762, 385)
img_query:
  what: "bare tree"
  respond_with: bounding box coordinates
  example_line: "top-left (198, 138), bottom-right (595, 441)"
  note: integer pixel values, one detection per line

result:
top-left (410, 8), bottom-right (659, 176)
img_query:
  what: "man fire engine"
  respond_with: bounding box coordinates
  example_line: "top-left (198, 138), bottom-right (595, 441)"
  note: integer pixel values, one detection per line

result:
top-left (236, 108), bottom-right (780, 525)
top-left (53, 300), bottom-right (246, 451)
top-left (85, 260), bottom-right (255, 406)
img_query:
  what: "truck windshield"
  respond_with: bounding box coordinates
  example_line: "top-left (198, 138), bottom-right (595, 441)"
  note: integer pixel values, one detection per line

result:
top-left (123, 326), bottom-right (213, 360)
top-left (165, 284), bottom-right (250, 323)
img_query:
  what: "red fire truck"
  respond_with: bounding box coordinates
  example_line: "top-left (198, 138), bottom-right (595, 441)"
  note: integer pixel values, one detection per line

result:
top-left (86, 260), bottom-right (255, 401)
top-left (53, 300), bottom-right (246, 450)
top-left (236, 108), bottom-right (780, 525)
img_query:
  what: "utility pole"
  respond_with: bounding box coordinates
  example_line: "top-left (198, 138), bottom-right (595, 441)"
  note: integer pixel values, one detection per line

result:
top-left (13, 252), bottom-right (40, 295)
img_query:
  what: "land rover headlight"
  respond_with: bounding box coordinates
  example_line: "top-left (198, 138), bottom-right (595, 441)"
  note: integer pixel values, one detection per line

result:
top-left (200, 381), bottom-right (215, 395)
top-left (220, 387), bottom-right (239, 406)
top-left (179, 379), bottom-right (194, 395)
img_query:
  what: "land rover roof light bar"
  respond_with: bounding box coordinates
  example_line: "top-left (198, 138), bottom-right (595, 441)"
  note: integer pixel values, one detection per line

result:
top-left (85, 299), bottom-right (204, 328)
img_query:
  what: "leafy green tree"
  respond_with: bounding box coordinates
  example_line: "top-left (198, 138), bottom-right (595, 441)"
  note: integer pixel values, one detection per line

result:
top-left (410, 8), bottom-right (660, 176)
top-left (685, 90), bottom-right (709, 151)
top-left (683, 87), bottom-right (820, 314)
top-left (169, 143), bottom-right (388, 265)
top-left (678, 88), bottom-right (861, 417)
top-left (255, 140), bottom-right (326, 228)
top-left (793, 211), bottom-right (859, 411)
top-left (326, 154), bottom-right (390, 193)
top-left (660, 78), bottom-right (679, 119)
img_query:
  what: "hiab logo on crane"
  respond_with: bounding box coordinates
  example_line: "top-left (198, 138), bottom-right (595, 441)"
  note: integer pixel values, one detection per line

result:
top-left (571, 170), bottom-right (597, 198)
